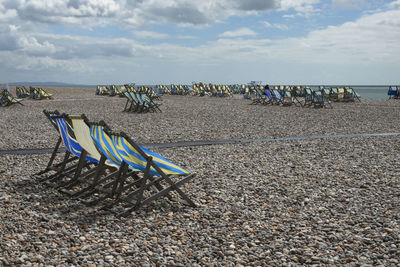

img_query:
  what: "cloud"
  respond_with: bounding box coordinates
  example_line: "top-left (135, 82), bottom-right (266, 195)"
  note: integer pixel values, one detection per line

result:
top-left (132, 30), bottom-right (169, 39)
top-left (0, 0), bottom-right (322, 28)
top-left (235, 0), bottom-right (277, 11)
top-left (9, 0), bottom-right (120, 26)
top-left (176, 35), bottom-right (197, 39)
top-left (219, 27), bottom-right (258, 38)
top-left (332, 0), bottom-right (366, 10)
top-left (263, 21), bottom-right (289, 30)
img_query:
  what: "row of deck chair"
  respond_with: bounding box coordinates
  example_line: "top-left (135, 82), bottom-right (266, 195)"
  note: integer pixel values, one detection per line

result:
top-left (249, 86), bottom-right (318, 107)
top-left (1, 85), bottom-right (24, 107)
top-left (192, 83), bottom-right (233, 97)
top-left (34, 110), bottom-right (196, 216)
top-left (13, 85), bottom-right (53, 100)
top-left (318, 87), bottom-right (360, 102)
top-left (123, 92), bottom-right (162, 113)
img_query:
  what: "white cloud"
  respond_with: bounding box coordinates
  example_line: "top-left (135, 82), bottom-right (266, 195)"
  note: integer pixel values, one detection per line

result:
top-left (0, 0), bottom-right (322, 28)
top-left (176, 35), bottom-right (197, 39)
top-left (0, 0), bottom-right (399, 84)
top-left (332, 0), bottom-right (366, 10)
top-left (132, 30), bottom-right (169, 39)
top-left (219, 27), bottom-right (258, 38)
top-left (263, 21), bottom-right (289, 30)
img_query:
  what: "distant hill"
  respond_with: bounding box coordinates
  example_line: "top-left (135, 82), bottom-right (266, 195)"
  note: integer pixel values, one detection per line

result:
top-left (5, 81), bottom-right (96, 88)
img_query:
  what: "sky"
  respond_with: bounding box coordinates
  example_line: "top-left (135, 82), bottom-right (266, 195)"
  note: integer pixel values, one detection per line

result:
top-left (0, 0), bottom-right (399, 85)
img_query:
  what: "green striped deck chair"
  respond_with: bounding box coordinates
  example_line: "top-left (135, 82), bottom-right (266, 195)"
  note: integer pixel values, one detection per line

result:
top-left (141, 94), bottom-right (162, 112)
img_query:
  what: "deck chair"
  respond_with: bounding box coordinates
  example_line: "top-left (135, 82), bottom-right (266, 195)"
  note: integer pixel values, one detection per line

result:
top-left (388, 86), bottom-right (399, 99)
top-left (58, 116), bottom-right (140, 202)
top-left (264, 89), bottom-right (274, 104)
top-left (282, 91), bottom-right (301, 106)
top-left (38, 87), bottom-right (53, 99)
top-left (303, 88), bottom-right (314, 107)
top-left (330, 88), bottom-right (339, 102)
top-left (0, 87), bottom-right (24, 106)
top-left (321, 88), bottom-right (331, 101)
top-left (135, 93), bottom-right (151, 113)
top-left (251, 88), bottom-right (265, 105)
top-left (337, 88), bottom-right (345, 101)
top-left (343, 87), bottom-right (355, 102)
top-left (272, 89), bottom-right (284, 105)
top-left (142, 94), bottom-right (162, 112)
top-left (345, 87), bottom-right (361, 102)
top-left (93, 127), bottom-right (196, 215)
top-left (16, 86), bottom-right (29, 98)
top-left (34, 110), bottom-right (78, 178)
top-left (123, 91), bottom-right (135, 112)
top-left (40, 114), bottom-right (99, 185)
top-left (313, 91), bottom-right (332, 108)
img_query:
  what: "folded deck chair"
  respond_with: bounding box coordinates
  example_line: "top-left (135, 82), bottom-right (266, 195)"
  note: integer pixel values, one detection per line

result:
top-left (0, 88), bottom-right (23, 106)
top-left (98, 128), bottom-right (196, 215)
top-left (38, 87), bottom-right (53, 99)
top-left (16, 86), bottom-right (29, 98)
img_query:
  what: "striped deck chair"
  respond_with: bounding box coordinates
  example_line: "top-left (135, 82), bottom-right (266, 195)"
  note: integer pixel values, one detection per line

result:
top-left (250, 88), bottom-right (265, 105)
top-left (103, 130), bottom-right (196, 216)
top-left (67, 121), bottom-right (159, 207)
top-left (123, 92), bottom-right (135, 112)
top-left (42, 115), bottom-right (98, 184)
top-left (135, 93), bottom-right (150, 113)
top-left (141, 94), bottom-right (162, 112)
top-left (16, 86), bottom-right (29, 98)
top-left (59, 116), bottom-right (140, 202)
top-left (35, 111), bottom-right (93, 182)
top-left (34, 110), bottom-right (76, 177)
top-left (264, 89), bottom-right (274, 104)
top-left (313, 91), bottom-right (332, 108)
top-left (272, 89), bottom-right (284, 105)
top-left (0, 89), bottom-right (24, 106)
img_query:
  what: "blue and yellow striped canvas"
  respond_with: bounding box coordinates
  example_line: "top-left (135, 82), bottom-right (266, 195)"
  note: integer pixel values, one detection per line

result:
top-left (55, 117), bottom-right (97, 163)
top-left (111, 134), bottom-right (189, 176)
top-left (89, 124), bottom-right (125, 168)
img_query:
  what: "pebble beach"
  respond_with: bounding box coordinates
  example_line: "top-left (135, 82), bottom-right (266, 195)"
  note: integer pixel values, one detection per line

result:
top-left (1, 86), bottom-right (400, 266)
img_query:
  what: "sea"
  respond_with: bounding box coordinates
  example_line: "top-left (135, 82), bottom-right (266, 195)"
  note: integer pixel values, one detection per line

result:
top-left (308, 85), bottom-right (393, 99)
